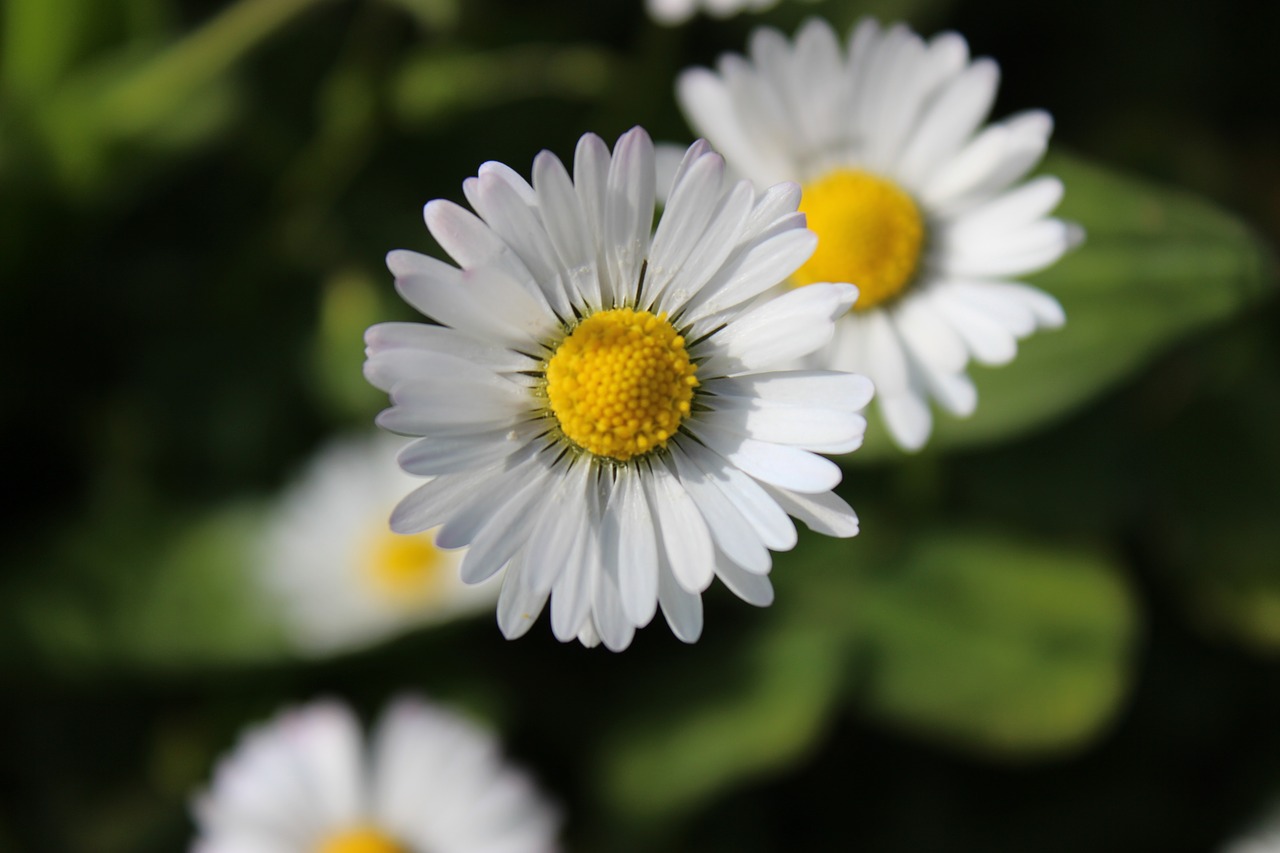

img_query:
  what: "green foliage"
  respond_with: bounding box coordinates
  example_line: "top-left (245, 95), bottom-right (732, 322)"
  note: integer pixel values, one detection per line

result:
top-left (845, 528), bottom-right (1135, 754)
top-left (1, 501), bottom-right (286, 673)
top-left (599, 615), bottom-right (846, 821)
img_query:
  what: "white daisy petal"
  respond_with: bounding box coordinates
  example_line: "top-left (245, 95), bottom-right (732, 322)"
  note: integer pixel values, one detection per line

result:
top-left (613, 467), bottom-right (660, 627)
top-left (713, 551), bottom-right (775, 607)
top-left (895, 58), bottom-right (1000, 188)
top-left (697, 400), bottom-right (865, 450)
top-left (944, 175), bottom-right (1064, 237)
top-left (591, 560), bottom-right (636, 652)
top-left (657, 555), bottom-right (704, 643)
top-left (471, 168), bottom-right (572, 320)
top-left (689, 420), bottom-right (842, 494)
top-left (549, 520), bottom-right (593, 643)
top-left (932, 286), bottom-right (1020, 365)
top-left (890, 289), bottom-right (970, 375)
top-left (880, 391), bottom-right (934, 451)
top-left (604, 127), bottom-right (656, 304)
top-left (912, 353), bottom-right (979, 417)
top-left (684, 440), bottom-right (796, 552)
top-left (368, 129), bottom-right (865, 649)
top-left (678, 224), bottom-right (817, 324)
top-left (195, 697), bottom-right (559, 853)
top-left (364, 322), bottom-right (536, 381)
top-left (677, 19), bottom-right (1073, 451)
top-left (390, 255), bottom-right (556, 352)
top-left (670, 443), bottom-right (771, 575)
top-left (699, 282), bottom-right (856, 374)
top-left (435, 454), bottom-right (547, 553)
top-left (532, 149), bottom-right (601, 312)
top-left (497, 554), bottom-right (550, 640)
top-left (456, 462), bottom-right (561, 585)
top-left (678, 68), bottom-right (792, 187)
top-left (388, 469), bottom-right (496, 534)
top-left (759, 483), bottom-right (859, 538)
top-left (945, 279), bottom-right (1039, 337)
top-left (706, 369), bottom-right (875, 411)
top-left (422, 200), bottom-right (532, 287)
top-left (645, 459), bottom-right (716, 594)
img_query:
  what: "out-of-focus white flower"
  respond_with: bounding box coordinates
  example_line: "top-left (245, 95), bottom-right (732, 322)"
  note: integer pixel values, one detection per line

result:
top-left (191, 695), bottom-right (560, 853)
top-left (678, 18), bottom-right (1078, 451)
top-left (260, 434), bottom-right (497, 656)
top-left (365, 127), bottom-right (869, 651)
top-left (1224, 806), bottom-right (1280, 853)
top-left (647, 0), bottom-right (816, 26)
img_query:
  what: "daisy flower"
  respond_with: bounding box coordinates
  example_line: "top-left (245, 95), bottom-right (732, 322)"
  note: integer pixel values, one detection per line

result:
top-left (260, 433), bottom-right (497, 656)
top-left (364, 127), bottom-right (869, 651)
top-left (647, 0), bottom-right (816, 26)
top-left (191, 695), bottom-right (560, 853)
top-left (1224, 806), bottom-right (1280, 853)
top-left (676, 17), bottom-right (1078, 450)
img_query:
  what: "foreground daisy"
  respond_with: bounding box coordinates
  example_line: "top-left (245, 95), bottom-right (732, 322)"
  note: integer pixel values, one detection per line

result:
top-left (191, 696), bottom-right (560, 853)
top-left (365, 127), bottom-right (869, 651)
top-left (259, 433), bottom-right (498, 657)
top-left (677, 18), bottom-right (1077, 450)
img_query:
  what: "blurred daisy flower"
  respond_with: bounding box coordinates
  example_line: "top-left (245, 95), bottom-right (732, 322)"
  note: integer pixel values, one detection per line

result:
top-left (191, 695), bottom-right (560, 853)
top-left (260, 433), bottom-right (498, 656)
top-left (365, 127), bottom-right (869, 651)
top-left (677, 18), bottom-right (1079, 451)
top-left (647, 0), bottom-right (816, 26)
top-left (1224, 806), bottom-right (1280, 853)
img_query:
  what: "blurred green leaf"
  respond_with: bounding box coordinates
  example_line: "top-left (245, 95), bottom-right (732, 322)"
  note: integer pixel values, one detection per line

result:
top-left (17, 0), bottom-right (322, 195)
top-left (392, 44), bottom-right (617, 123)
top-left (856, 152), bottom-right (1277, 460)
top-left (842, 527), bottom-right (1137, 755)
top-left (311, 269), bottom-right (391, 419)
top-left (598, 616), bottom-right (845, 822)
top-left (1136, 318), bottom-right (1280, 653)
top-left (1, 502), bottom-right (287, 673)
top-left (2, 0), bottom-right (97, 97)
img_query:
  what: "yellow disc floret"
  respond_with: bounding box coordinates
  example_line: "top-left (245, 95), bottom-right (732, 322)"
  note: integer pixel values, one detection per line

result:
top-left (363, 527), bottom-right (444, 605)
top-left (317, 827), bottom-right (408, 853)
top-left (545, 308), bottom-right (698, 462)
top-left (792, 169), bottom-right (925, 311)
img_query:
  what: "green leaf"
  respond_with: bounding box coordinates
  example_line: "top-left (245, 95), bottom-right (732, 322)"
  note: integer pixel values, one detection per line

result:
top-left (598, 615), bottom-right (845, 822)
top-left (841, 527), bottom-right (1137, 755)
top-left (392, 44), bottom-right (617, 124)
top-left (1137, 320), bottom-right (1280, 654)
top-left (0, 502), bottom-right (287, 673)
top-left (855, 153), bottom-right (1277, 460)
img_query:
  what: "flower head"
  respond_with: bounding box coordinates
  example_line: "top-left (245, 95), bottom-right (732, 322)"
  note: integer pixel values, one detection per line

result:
top-left (259, 433), bottom-right (497, 656)
top-left (677, 18), bottom-right (1078, 450)
top-left (191, 696), bottom-right (560, 853)
top-left (365, 127), bottom-right (869, 650)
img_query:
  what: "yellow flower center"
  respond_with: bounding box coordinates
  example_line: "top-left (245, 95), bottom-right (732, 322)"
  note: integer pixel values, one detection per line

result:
top-left (545, 307), bottom-right (698, 462)
top-left (363, 526), bottom-right (444, 605)
top-left (793, 169), bottom-right (925, 311)
top-left (317, 827), bottom-right (408, 853)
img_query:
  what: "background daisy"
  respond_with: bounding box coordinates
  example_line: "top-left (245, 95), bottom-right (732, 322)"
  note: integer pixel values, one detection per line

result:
top-left (366, 127), bottom-right (870, 650)
top-left (677, 17), bottom-right (1079, 450)
top-left (646, 0), bottom-right (817, 26)
top-left (260, 433), bottom-right (498, 656)
top-left (191, 695), bottom-right (560, 853)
